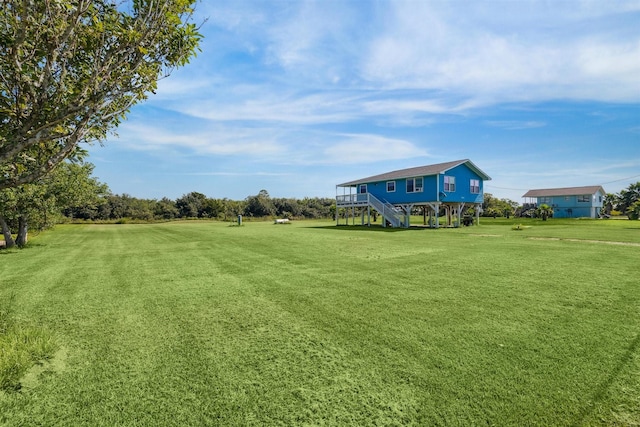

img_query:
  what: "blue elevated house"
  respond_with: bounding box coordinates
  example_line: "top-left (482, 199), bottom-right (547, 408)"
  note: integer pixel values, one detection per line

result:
top-left (522, 186), bottom-right (606, 219)
top-left (336, 159), bottom-right (491, 228)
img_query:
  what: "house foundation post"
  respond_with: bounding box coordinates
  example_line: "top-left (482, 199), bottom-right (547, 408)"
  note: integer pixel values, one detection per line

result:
top-left (456, 203), bottom-right (465, 227)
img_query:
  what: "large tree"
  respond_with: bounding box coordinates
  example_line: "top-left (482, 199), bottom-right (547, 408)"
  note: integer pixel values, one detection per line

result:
top-left (176, 191), bottom-right (207, 218)
top-left (481, 193), bottom-right (519, 217)
top-left (245, 190), bottom-right (275, 218)
top-left (0, 160), bottom-right (109, 247)
top-left (0, 0), bottom-right (201, 189)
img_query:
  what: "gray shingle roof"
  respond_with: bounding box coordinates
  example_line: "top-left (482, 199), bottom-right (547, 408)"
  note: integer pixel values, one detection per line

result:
top-left (338, 159), bottom-right (491, 187)
top-left (522, 186), bottom-right (606, 198)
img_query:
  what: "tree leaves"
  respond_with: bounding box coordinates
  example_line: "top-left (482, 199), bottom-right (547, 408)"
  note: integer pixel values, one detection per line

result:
top-left (0, 0), bottom-right (202, 189)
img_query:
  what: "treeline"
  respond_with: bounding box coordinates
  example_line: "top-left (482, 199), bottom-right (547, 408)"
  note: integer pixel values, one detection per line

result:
top-left (480, 193), bottom-right (520, 217)
top-left (65, 189), bottom-right (335, 222)
top-left (0, 160), bottom-right (334, 248)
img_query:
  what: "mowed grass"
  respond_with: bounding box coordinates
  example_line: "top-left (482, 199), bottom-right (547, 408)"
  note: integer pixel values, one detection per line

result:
top-left (1, 219), bottom-right (639, 425)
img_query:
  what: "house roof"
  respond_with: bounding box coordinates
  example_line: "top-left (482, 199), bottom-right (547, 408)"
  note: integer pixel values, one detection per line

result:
top-left (337, 159), bottom-right (491, 187)
top-left (522, 186), bottom-right (606, 198)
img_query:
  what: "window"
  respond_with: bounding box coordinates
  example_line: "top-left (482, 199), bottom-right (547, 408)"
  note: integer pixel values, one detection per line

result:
top-left (577, 195), bottom-right (590, 202)
top-left (470, 179), bottom-right (480, 194)
top-left (444, 175), bottom-right (456, 192)
top-left (358, 184), bottom-right (367, 194)
top-left (387, 181), bottom-right (396, 192)
top-left (406, 177), bottom-right (423, 193)
top-left (540, 197), bottom-right (551, 204)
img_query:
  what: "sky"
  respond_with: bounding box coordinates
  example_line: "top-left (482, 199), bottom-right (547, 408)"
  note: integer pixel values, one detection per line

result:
top-left (89, 0), bottom-right (640, 203)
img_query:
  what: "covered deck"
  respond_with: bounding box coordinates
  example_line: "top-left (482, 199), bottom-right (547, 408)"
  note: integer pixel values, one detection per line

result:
top-left (336, 186), bottom-right (481, 228)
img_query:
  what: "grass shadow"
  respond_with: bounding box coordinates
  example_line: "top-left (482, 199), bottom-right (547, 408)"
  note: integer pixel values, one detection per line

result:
top-left (306, 224), bottom-right (430, 232)
top-left (0, 241), bottom-right (47, 254)
top-left (573, 331), bottom-right (640, 426)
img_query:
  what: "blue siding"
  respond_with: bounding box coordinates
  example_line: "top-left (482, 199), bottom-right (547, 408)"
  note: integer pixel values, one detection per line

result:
top-left (537, 190), bottom-right (604, 218)
top-left (360, 163), bottom-right (485, 205)
top-left (438, 164), bottom-right (485, 204)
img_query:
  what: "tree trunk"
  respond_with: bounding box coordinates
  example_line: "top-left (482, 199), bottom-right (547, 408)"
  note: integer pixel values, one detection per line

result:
top-left (0, 216), bottom-right (15, 248)
top-left (15, 216), bottom-right (28, 247)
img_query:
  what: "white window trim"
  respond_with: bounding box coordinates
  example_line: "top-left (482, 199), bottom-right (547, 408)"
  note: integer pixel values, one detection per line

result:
top-left (444, 175), bottom-right (456, 192)
top-left (470, 179), bottom-right (480, 194)
top-left (387, 181), bottom-right (396, 192)
top-left (406, 177), bottom-right (423, 193)
top-left (577, 195), bottom-right (590, 203)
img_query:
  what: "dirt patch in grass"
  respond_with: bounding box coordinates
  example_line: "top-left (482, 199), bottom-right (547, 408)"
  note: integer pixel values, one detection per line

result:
top-left (528, 237), bottom-right (640, 247)
top-left (19, 346), bottom-right (68, 391)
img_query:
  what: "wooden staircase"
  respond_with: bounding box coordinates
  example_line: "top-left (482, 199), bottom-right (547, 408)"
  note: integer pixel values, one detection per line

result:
top-left (336, 193), bottom-right (407, 227)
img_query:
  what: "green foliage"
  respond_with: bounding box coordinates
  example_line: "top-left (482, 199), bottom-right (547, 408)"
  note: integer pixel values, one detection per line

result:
top-left (0, 160), bottom-right (109, 246)
top-left (175, 191), bottom-right (209, 218)
top-left (0, 220), bottom-right (639, 424)
top-left (74, 192), bottom-right (335, 222)
top-left (244, 189), bottom-right (276, 218)
top-left (482, 193), bottom-right (518, 217)
top-left (0, 0), bottom-right (201, 189)
top-left (603, 193), bottom-right (618, 214)
top-left (626, 200), bottom-right (640, 220)
top-left (536, 203), bottom-right (553, 221)
top-left (613, 182), bottom-right (640, 219)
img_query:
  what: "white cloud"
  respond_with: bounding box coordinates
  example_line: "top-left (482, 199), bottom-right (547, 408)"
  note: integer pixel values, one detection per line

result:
top-left (322, 134), bottom-right (429, 164)
top-left (157, 0), bottom-right (640, 131)
top-left (108, 119), bottom-right (431, 168)
top-left (362, 2), bottom-right (640, 103)
top-left (112, 123), bottom-right (286, 157)
top-left (92, 2), bottom-right (640, 201)
top-left (173, 91), bottom-right (361, 125)
top-left (154, 76), bottom-right (214, 99)
top-left (485, 121), bottom-right (546, 130)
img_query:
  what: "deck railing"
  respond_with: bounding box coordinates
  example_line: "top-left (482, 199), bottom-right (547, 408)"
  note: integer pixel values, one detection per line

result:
top-left (336, 194), bottom-right (369, 205)
top-left (336, 193), bottom-right (405, 227)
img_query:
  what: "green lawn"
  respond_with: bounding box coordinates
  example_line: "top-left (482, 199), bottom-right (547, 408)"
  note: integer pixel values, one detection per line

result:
top-left (1, 219), bottom-right (639, 425)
